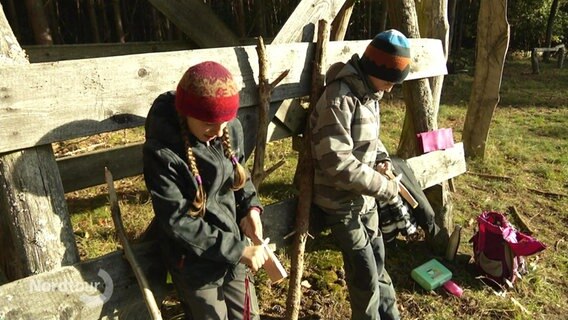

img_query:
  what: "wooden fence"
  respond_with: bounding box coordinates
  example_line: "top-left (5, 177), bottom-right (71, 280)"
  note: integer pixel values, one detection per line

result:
top-left (0, 38), bottom-right (466, 319)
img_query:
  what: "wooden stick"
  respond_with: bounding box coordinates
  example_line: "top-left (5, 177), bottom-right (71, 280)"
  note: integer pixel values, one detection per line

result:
top-left (105, 168), bottom-right (163, 320)
top-left (251, 36), bottom-right (289, 189)
top-left (508, 206), bottom-right (533, 235)
top-left (526, 187), bottom-right (567, 199)
top-left (285, 19), bottom-right (329, 320)
top-left (385, 170), bottom-right (419, 208)
top-left (466, 171), bottom-right (513, 181)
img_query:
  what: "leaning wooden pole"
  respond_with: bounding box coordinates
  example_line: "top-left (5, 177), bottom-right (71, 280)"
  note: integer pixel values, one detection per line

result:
top-left (105, 168), bottom-right (163, 320)
top-left (285, 19), bottom-right (329, 320)
top-left (251, 36), bottom-right (289, 190)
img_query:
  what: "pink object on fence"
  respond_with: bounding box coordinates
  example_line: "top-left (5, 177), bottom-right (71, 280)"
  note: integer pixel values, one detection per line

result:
top-left (416, 128), bottom-right (455, 153)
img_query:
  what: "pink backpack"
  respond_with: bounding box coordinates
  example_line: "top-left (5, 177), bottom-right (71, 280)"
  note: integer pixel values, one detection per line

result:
top-left (470, 211), bottom-right (546, 285)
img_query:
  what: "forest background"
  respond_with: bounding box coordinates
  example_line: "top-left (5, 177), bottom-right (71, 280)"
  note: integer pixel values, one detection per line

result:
top-left (3, 0), bottom-right (568, 66)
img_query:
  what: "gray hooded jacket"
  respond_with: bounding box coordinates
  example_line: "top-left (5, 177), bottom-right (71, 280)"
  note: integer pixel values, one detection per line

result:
top-left (310, 54), bottom-right (393, 215)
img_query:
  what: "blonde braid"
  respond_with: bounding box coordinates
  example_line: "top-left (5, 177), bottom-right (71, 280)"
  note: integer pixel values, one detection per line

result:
top-left (222, 127), bottom-right (247, 190)
top-left (178, 115), bottom-right (207, 217)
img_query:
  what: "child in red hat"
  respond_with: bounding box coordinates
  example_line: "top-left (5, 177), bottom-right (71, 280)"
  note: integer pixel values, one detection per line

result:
top-left (144, 61), bottom-right (267, 319)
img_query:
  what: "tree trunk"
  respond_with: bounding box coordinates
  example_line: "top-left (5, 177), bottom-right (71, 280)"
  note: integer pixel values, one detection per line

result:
top-left (378, 0), bottom-right (388, 32)
top-left (388, 0), bottom-right (453, 244)
top-left (235, 0), bottom-right (246, 37)
top-left (0, 5), bottom-right (79, 282)
top-left (87, 0), bottom-right (101, 43)
top-left (24, 0), bottom-right (53, 45)
top-left (255, 0), bottom-right (267, 37)
top-left (543, 0), bottom-right (559, 62)
top-left (419, 0), bottom-right (449, 113)
top-left (463, 0), bottom-right (509, 159)
top-left (99, 0), bottom-right (112, 42)
top-left (387, 0), bottom-right (435, 159)
top-left (112, 0), bottom-right (125, 43)
top-left (447, 0), bottom-right (458, 55)
top-left (4, 0), bottom-right (20, 40)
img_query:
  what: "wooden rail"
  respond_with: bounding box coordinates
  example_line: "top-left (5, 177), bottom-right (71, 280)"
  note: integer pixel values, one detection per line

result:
top-left (531, 44), bottom-right (565, 74)
top-left (0, 39), bottom-right (446, 155)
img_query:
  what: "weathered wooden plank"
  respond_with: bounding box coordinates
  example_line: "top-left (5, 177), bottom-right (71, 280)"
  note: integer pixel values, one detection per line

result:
top-left (148, 0), bottom-right (239, 48)
top-left (58, 143), bottom-right (144, 193)
top-left (271, 0), bottom-right (344, 44)
top-left (0, 241), bottom-right (169, 320)
top-left (23, 41), bottom-right (195, 63)
top-left (405, 143), bottom-right (466, 189)
top-left (0, 39), bottom-right (445, 154)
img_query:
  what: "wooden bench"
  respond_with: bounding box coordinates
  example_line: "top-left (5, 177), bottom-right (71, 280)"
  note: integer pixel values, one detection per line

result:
top-left (0, 38), bottom-right (466, 318)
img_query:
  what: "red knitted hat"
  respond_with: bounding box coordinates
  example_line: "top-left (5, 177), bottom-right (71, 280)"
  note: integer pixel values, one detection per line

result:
top-left (175, 61), bottom-right (239, 122)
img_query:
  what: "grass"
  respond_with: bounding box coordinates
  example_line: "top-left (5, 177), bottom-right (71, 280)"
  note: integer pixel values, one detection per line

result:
top-left (64, 57), bottom-right (568, 319)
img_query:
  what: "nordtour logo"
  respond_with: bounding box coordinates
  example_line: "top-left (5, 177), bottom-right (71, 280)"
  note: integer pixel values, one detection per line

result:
top-left (28, 268), bottom-right (113, 307)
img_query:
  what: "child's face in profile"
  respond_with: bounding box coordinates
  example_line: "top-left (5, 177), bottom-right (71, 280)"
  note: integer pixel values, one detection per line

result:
top-left (368, 76), bottom-right (395, 93)
top-left (186, 117), bottom-right (228, 143)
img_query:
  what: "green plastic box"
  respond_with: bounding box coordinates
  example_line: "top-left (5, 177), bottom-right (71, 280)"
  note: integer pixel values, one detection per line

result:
top-left (411, 258), bottom-right (452, 290)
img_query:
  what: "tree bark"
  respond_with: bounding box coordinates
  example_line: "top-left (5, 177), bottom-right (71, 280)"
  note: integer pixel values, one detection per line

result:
top-left (87, 0), bottom-right (101, 43)
top-left (112, 0), bottom-right (125, 43)
top-left (285, 20), bottom-right (329, 320)
top-left (0, 5), bottom-right (79, 282)
top-left (418, 0), bottom-right (449, 115)
top-left (235, 0), bottom-right (246, 37)
top-left (4, 0), bottom-right (20, 40)
top-left (387, 0), bottom-right (435, 158)
top-left (463, 0), bottom-right (509, 159)
top-left (255, 0), bottom-right (267, 37)
top-left (543, 0), bottom-right (559, 62)
top-left (378, 0), bottom-right (388, 32)
top-left (24, 0), bottom-right (53, 45)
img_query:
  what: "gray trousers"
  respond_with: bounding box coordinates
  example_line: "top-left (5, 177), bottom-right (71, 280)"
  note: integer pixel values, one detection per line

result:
top-left (171, 266), bottom-right (260, 320)
top-left (324, 206), bottom-right (401, 320)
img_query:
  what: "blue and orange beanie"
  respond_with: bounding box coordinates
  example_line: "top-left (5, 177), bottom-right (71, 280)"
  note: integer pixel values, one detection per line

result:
top-left (176, 61), bottom-right (240, 123)
top-left (360, 29), bottom-right (411, 84)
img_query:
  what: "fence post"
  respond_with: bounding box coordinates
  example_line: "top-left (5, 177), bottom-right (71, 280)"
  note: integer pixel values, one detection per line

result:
top-left (0, 6), bottom-right (79, 282)
top-left (557, 45), bottom-right (565, 69)
top-left (531, 48), bottom-right (540, 74)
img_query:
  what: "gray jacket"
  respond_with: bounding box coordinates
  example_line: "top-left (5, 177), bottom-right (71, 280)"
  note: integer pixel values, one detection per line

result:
top-left (310, 54), bottom-right (392, 215)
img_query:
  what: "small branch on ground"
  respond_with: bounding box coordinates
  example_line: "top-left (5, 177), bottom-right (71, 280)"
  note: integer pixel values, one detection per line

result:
top-left (508, 206), bottom-right (533, 234)
top-left (466, 171), bottom-right (513, 181)
top-left (526, 187), bottom-right (567, 199)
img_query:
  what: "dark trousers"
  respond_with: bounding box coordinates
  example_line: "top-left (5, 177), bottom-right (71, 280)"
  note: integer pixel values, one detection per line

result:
top-left (324, 206), bottom-right (400, 320)
top-left (170, 266), bottom-right (260, 320)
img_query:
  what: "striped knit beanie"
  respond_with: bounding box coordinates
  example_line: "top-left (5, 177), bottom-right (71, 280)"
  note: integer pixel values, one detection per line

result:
top-left (175, 61), bottom-right (239, 123)
top-left (360, 29), bottom-right (411, 84)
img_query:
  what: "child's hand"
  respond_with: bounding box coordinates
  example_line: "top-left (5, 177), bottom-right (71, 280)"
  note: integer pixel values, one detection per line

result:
top-left (240, 245), bottom-right (269, 271)
top-left (375, 160), bottom-right (392, 174)
top-left (240, 208), bottom-right (263, 242)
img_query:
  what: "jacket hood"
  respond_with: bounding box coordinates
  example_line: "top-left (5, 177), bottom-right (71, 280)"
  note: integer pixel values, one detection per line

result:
top-left (145, 91), bottom-right (197, 157)
top-left (326, 54), bottom-right (383, 101)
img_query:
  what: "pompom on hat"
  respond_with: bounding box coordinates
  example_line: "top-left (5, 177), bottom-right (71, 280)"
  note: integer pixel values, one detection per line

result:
top-left (175, 61), bottom-right (240, 123)
top-left (360, 29), bottom-right (411, 84)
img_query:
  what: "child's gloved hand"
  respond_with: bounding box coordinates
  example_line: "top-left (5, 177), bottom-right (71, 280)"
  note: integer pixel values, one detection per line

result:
top-left (375, 160), bottom-right (392, 174)
top-left (382, 178), bottom-right (399, 202)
